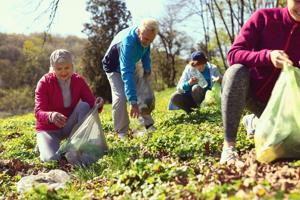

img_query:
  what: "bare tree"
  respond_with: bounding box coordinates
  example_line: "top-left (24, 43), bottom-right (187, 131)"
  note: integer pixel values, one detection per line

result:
top-left (206, 1), bottom-right (227, 68)
top-left (179, 0), bottom-right (282, 69)
top-left (31, 0), bottom-right (61, 43)
top-left (156, 3), bottom-right (191, 87)
top-left (37, 0), bottom-right (284, 70)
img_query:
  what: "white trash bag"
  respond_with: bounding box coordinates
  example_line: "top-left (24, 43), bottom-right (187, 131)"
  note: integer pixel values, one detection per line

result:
top-left (58, 103), bottom-right (108, 166)
top-left (17, 169), bottom-right (70, 193)
top-left (135, 74), bottom-right (155, 115)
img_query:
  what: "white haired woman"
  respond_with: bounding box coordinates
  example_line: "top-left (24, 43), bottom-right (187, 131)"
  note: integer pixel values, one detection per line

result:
top-left (35, 49), bottom-right (104, 162)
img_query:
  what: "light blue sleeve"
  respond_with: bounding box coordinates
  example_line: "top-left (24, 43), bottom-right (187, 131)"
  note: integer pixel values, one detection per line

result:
top-left (177, 66), bottom-right (192, 93)
top-left (141, 47), bottom-right (151, 72)
top-left (182, 81), bottom-right (191, 91)
top-left (120, 41), bottom-right (137, 104)
top-left (209, 63), bottom-right (222, 78)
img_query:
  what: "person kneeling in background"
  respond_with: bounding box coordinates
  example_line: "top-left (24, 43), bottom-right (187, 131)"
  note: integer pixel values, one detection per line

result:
top-left (169, 51), bottom-right (222, 113)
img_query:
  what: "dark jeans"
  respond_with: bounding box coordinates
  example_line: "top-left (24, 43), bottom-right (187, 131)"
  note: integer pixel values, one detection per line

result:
top-left (171, 85), bottom-right (206, 113)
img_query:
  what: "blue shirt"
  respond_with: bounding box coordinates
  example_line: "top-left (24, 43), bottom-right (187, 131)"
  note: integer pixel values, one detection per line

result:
top-left (102, 26), bottom-right (151, 104)
top-left (177, 62), bottom-right (222, 94)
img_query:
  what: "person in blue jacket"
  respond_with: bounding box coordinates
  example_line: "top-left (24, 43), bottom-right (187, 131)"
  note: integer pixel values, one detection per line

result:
top-left (169, 51), bottom-right (222, 113)
top-left (102, 18), bottom-right (159, 138)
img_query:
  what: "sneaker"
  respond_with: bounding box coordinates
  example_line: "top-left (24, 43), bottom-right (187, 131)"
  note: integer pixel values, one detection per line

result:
top-left (118, 132), bottom-right (127, 139)
top-left (242, 114), bottom-right (256, 138)
top-left (133, 129), bottom-right (147, 137)
top-left (220, 146), bottom-right (239, 165)
top-left (132, 125), bottom-right (156, 137)
top-left (146, 125), bottom-right (156, 133)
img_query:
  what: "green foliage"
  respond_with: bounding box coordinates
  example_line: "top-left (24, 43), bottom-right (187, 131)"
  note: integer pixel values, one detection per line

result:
top-left (1, 80), bottom-right (300, 199)
top-left (151, 49), bottom-right (187, 91)
top-left (0, 87), bottom-right (34, 116)
top-left (22, 185), bottom-right (84, 200)
top-left (0, 33), bottom-right (87, 115)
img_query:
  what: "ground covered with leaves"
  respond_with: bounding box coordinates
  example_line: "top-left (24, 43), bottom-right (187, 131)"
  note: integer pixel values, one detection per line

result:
top-left (1, 88), bottom-right (300, 199)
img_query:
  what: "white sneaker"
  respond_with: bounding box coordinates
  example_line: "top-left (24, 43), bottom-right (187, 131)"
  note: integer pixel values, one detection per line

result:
top-left (118, 132), bottom-right (127, 139)
top-left (220, 146), bottom-right (238, 165)
top-left (133, 129), bottom-right (147, 137)
top-left (242, 114), bottom-right (256, 138)
top-left (132, 125), bottom-right (156, 137)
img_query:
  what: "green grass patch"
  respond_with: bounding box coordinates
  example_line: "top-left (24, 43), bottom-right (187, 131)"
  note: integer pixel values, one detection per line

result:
top-left (1, 87), bottom-right (300, 199)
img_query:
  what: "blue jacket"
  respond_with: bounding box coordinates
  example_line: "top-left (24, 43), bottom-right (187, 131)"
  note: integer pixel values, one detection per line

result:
top-left (177, 63), bottom-right (222, 94)
top-left (102, 26), bottom-right (151, 104)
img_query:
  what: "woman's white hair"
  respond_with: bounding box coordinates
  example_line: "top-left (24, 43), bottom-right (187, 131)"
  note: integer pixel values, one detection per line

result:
top-left (49, 49), bottom-right (73, 72)
top-left (139, 18), bottom-right (159, 35)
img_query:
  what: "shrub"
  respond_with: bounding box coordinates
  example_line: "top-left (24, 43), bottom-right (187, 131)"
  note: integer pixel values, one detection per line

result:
top-left (0, 87), bottom-right (34, 117)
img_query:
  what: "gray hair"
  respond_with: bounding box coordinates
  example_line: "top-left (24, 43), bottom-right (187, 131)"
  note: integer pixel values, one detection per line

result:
top-left (49, 49), bottom-right (73, 72)
top-left (139, 18), bottom-right (159, 35)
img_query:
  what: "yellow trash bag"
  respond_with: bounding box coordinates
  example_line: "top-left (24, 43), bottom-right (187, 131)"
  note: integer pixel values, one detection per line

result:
top-left (255, 64), bottom-right (300, 163)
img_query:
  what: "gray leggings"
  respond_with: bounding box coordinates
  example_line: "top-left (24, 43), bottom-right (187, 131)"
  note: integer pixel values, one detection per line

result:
top-left (171, 85), bottom-right (206, 113)
top-left (36, 101), bottom-right (90, 162)
top-left (222, 64), bottom-right (267, 142)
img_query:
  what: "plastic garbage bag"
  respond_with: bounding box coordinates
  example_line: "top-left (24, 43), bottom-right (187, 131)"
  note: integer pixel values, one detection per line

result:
top-left (135, 74), bottom-right (155, 115)
top-left (58, 103), bottom-right (108, 166)
top-left (203, 82), bottom-right (221, 106)
top-left (17, 169), bottom-right (69, 193)
top-left (255, 64), bottom-right (300, 163)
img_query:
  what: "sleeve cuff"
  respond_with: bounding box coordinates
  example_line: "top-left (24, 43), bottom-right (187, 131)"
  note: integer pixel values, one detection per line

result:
top-left (48, 112), bottom-right (53, 124)
top-left (129, 101), bottom-right (137, 105)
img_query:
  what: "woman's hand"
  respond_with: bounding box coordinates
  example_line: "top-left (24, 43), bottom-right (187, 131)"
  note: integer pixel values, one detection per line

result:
top-left (270, 50), bottom-right (293, 68)
top-left (95, 97), bottom-right (104, 113)
top-left (188, 77), bottom-right (199, 85)
top-left (50, 112), bottom-right (67, 128)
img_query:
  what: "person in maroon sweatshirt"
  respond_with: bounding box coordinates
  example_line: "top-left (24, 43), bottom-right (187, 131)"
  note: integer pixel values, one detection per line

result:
top-left (220, 0), bottom-right (300, 164)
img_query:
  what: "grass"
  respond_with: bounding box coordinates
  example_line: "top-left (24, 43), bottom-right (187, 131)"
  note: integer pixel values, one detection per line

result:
top-left (1, 86), bottom-right (300, 199)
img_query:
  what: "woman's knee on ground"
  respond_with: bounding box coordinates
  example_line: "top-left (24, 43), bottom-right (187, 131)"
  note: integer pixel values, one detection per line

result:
top-left (37, 143), bottom-right (59, 162)
top-left (37, 131), bottom-right (61, 162)
top-left (39, 149), bottom-right (60, 162)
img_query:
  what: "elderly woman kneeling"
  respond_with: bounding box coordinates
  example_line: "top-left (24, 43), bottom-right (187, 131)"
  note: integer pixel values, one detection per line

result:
top-left (34, 49), bottom-right (103, 162)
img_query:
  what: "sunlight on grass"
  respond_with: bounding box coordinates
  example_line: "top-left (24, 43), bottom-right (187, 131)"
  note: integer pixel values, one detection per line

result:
top-left (1, 87), bottom-right (300, 199)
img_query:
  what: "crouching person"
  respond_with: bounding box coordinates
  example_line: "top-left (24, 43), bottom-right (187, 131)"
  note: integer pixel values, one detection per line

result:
top-left (35, 49), bottom-right (103, 162)
top-left (169, 51), bottom-right (222, 113)
top-left (220, 0), bottom-right (300, 164)
top-left (102, 18), bottom-right (159, 138)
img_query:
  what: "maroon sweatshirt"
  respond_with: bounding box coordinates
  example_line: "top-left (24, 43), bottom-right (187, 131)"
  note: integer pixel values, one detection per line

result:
top-left (227, 7), bottom-right (300, 103)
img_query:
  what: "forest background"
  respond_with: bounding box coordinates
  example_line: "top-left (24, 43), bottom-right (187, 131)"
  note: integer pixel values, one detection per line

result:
top-left (0, 0), bottom-right (285, 117)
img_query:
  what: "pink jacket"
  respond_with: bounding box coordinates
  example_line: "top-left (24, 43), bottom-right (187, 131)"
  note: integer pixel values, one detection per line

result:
top-left (227, 7), bottom-right (300, 103)
top-left (34, 72), bottom-right (96, 131)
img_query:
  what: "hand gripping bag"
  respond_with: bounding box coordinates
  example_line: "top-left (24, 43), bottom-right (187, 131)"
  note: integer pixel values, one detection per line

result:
top-left (255, 64), bottom-right (300, 163)
top-left (58, 103), bottom-right (108, 166)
